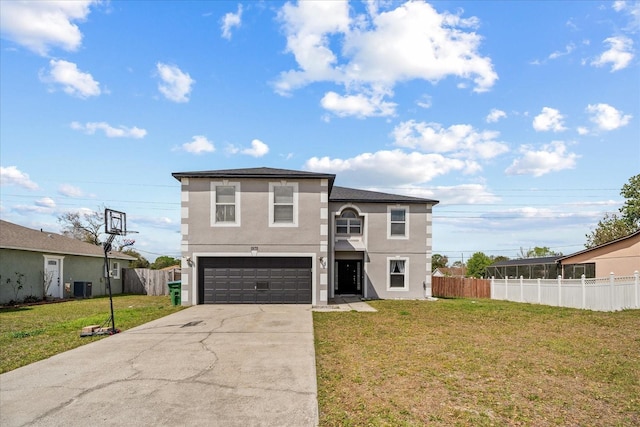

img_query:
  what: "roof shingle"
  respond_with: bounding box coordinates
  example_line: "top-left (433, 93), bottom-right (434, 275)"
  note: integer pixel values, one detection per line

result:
top-left (0, 220), bottom-right (135, 260)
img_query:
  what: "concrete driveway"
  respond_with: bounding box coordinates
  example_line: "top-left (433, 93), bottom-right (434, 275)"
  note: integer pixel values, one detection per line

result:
top-left (0, 305), bottom-right (318, 427)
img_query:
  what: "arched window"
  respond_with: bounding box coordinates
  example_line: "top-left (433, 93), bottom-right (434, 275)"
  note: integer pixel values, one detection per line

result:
top-left (336, 209), bottom-right (362, 235)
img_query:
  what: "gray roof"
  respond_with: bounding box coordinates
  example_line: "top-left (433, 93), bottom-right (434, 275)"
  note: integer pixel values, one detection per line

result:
top-left (171, 167), bottom-right (439, 205)
top-left (172, 167), bottom-right (336, 183)
top-left (0, 220), bottom-right (135, 260)
top-left (330, 186), bottom-right (439, 205)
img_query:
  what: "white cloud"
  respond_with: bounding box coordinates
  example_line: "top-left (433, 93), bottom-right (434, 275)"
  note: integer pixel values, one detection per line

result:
top-left (35, 197), bottom-right (56, 209)
top-left (181, 135), bottom-right (215, 154)
top-left (0, 0), bottom-right (97, 56)
top-left (40, 59), bottom-right (101, 98)
top-left (548, 43), bottom-right (575, 60)
top-left (156, 63), bottom-right (195, 103)
top-left (58, 184), bottom-right (84, 197)
top-left (0, 166), bottom-right (39, 190)
top-left (416, 95), bottom-right (432, 109)
top-left (221, 4), bottom-right (242, 40)
top-left (505, 141), bottom-right (579, 177)
top-left (591, 36), bottom-right (634, 72)
top-left (241, 139), bottom-right (269, 157)
top-left (486, 108), bottom-right (506, 123)
top-left (392, 120), bottom-right (509, 159)
top-left (586, 103), bottom-right (632, 131)
top-left (275, 1), bottom-right (497, 115)
top-left (305, 149), bottom-right (480, 187)
top-left (320, 91), bottom-right (397, 118)
top-left (532, 107), bottom-right (567, 132)
top-left (612, 1), bottom-right (640, 32)
top-left (70, 121), bottom-right (147, 138)
top-left (430, 184), bottom-right (500, 205)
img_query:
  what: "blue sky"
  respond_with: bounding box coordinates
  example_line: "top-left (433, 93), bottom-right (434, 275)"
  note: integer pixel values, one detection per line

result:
top-left (1, 1), bottom-right (638, 264)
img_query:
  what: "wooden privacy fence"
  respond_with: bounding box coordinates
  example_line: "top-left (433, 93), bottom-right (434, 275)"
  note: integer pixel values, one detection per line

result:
top-left (432, 276), bottom-right (491, 299)
top-left (123, 268), bottom-right (177, 296)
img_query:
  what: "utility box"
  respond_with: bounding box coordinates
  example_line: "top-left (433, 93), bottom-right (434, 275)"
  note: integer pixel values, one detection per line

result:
top-left (73, 281), bottom-right (92, 298)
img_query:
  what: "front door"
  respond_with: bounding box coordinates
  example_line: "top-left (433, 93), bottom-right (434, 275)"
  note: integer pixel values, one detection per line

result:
top-left (44, 257), bottom-right (62, 299)
top-left (335, 260), bottom-right (362, 295)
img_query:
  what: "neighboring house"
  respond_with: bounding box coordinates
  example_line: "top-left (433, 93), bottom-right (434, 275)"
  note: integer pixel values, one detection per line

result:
top-left (0, 220), bottom-right (135, 304)
top-left (558, 230), bottom-right (640, 278)
top-left (433, 267), bottom-right (466, 277)
top-left (172, 167), bottom-right (439, 305)
top-left (485, 256), bottom-right (563, 280)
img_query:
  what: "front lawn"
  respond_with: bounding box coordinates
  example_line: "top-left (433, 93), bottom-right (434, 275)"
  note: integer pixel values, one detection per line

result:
top-left (314, 299), bottom-right (640, 426)
top-left (0, 295), bottom-right (185, 374)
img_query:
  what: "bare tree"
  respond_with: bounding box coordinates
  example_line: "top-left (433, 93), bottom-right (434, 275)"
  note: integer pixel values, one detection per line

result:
top-left (58, 207), bottom-right (105, 246)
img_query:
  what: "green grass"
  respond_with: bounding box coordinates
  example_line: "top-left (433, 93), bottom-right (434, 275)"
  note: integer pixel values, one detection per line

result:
top-left (314, 299), bottom-right (640, 427)
top-left (0, 295), bottom-right (185, 373)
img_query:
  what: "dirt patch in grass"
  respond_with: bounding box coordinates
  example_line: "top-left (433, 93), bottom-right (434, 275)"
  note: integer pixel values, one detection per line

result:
top-left (0, 294), bottom-right (185, 373)
top-left (314, 299), bottom-right (640, 426)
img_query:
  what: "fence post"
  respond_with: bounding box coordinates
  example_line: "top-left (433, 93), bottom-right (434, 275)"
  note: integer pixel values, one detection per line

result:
top-left (520, 276), bottom-right (524, 302)
top-left (505, 276), bottom-right (508, 301)
top-left (537, 278), bottom-right (541, 304)
top-left (609, 272), bottom-right (615, 311)
top-left (635, 271), bottom-right (639, 309)
top-left (490, 276), bottom-right (494, 299)
top-left (581, 274), bottom-right (586, 310)
top-left (557, 275), bottom-right (562, 307)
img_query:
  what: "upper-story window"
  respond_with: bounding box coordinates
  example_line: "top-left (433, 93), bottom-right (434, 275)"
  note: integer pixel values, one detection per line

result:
top-left (211, 182), bottom-right (241, 226)
top-left (336, 209), bottom-right (362, 235)
top-left (388, 206), bottom-right (409, 238)
top-left (269, 182), bottom-right (298, 227)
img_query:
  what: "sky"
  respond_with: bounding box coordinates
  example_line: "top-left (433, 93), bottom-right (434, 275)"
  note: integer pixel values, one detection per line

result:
top-left (1, 0), bottom-right (639, 265)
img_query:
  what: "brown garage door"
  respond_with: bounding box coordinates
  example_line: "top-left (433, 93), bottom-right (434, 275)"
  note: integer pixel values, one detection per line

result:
top-left (198, 257), bottom-right (312, 304)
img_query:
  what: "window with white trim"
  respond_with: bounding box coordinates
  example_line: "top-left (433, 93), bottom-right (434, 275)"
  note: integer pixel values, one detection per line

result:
top-left (269, 182), bottom-right (298, 226)
top-left (336, 209), bottom-right (362, 235)
top-left (388, 206), bottom-right (409, 238)
top-left (388, 258), bottom-right (408, 290)
top-left (211, 182), bottom-right (241, 226)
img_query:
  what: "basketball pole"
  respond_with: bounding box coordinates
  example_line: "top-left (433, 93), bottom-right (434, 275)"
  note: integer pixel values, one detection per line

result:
top-left (103, 233), bottom-right (118, 334)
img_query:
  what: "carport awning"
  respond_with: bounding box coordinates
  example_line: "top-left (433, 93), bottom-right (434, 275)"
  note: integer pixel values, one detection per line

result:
top-left (334, 239), bottom-right (366, 251)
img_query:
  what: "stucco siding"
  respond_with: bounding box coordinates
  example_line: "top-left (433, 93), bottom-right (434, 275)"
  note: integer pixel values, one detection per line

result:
top-left (561, 235), bottom-right (640, 276)
top-left (330, 201), bottom-right (432, 300)
top-left (179, 177), bottom-right (327, 305)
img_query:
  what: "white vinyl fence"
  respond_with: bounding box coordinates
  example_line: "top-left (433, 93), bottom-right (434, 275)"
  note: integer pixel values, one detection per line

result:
top-left (491, 271), bottom-right (640, 312)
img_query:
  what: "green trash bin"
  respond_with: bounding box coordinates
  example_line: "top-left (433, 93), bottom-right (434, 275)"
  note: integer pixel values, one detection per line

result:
top-left (167, 280), bottom-right (181, 306)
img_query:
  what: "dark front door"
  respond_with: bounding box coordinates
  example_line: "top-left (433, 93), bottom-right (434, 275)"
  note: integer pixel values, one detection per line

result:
top-left (336, 260), bottom-right (362, 295)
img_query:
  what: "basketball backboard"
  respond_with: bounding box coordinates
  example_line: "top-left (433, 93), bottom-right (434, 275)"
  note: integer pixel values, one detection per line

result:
top-left (105, 208), bottom-right (127, 235)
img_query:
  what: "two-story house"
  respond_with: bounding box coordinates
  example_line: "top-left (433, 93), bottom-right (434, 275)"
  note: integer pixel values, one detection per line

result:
top-left (172, 167), bottom-right (438, 306)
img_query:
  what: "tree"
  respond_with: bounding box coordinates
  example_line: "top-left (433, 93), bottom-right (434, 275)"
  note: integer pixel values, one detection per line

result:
top-left (620, 174), bottom-right (640, 229)
top-left (466, 252), bottom-right (492, 278)
top-left (585, 212), bottom-right (635, 248)
top-left (518, 246), bottom-right (562, 258)
top-left (431, 254), bottom-right (449, 272)
top-left (58, 209), bottom-right (104, 245)
top-left (151, 256), bottom-right (180, 270)
top-left (586, 174), bottom-right (640, 248)
top-left (122, 249), bottom-right (150, 268)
